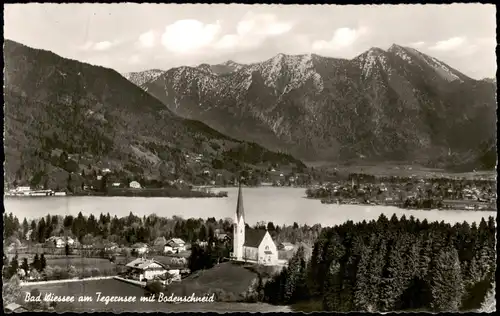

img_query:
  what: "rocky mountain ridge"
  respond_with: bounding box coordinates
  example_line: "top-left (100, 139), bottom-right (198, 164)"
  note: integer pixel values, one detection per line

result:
top-left (124, 44), bottom-right (496, 170)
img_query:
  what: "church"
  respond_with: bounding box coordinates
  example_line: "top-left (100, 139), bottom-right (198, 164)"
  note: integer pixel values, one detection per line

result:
top-left (231, 183), bottom-right (279, 266)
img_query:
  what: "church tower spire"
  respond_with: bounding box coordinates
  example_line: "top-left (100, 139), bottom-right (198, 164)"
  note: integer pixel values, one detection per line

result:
top-left (233, 181), bottom-right (245, 261)
top-left (236, 181), bottom-right (245, 222)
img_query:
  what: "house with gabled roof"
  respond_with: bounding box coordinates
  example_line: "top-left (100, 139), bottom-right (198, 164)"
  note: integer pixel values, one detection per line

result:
top-left (4, 302), bottom-right (28, 313)
top-left (125, 258), bottom-right (168, 282)
top-left (231, 183), bottom-right (278, 266)
top-left (165, 238), bottom-right (186, 252)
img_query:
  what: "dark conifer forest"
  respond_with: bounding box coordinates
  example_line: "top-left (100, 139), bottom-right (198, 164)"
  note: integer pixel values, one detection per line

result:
top-left (263, 214), bottom-right (496, 312)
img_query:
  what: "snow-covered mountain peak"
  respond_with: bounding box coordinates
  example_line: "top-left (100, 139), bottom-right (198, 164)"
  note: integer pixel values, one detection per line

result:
top-left (388, 44), bottom-right (416, 64)
top-left (402, 47), bottom-right (465, 82)
top-left (122, 69), bottom-right (166, 87)
top-left (254, 53), bottom-right (323, 93)
top-left (221, 60), bottom-right (243, 67)
top-left (355, 47), bottom-right (390, 78)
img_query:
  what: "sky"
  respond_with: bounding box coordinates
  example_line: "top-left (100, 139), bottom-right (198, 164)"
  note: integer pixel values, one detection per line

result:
top-left (4, 4), bottom-right (497, 79)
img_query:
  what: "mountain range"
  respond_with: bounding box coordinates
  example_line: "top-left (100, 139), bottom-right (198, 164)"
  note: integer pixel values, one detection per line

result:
top-left (3, 39), bottom-right (304, 188)
top-left (124, 45), bottom-right (497, 170)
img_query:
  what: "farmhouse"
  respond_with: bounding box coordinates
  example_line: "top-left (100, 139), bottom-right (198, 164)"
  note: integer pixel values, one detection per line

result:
top-left (165, 238), bottom-right (186, 252)
top-left (125, 258), bottom-right (169, 282)
top-left (231, 184), bottom-right (278, 266)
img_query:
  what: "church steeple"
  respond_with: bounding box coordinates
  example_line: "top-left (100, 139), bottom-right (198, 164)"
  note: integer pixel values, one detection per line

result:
top-left (236, 182), bottom-right (245, 222)
top-left (233, 181), bottom-right (245, 261)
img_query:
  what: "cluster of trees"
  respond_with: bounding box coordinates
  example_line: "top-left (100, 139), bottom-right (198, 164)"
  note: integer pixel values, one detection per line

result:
top-left (222, 142), bottom-right (305, 170)
top-left (403, 196), bottom-right (443, 209)
top-left (5, 211), bottom-right (322, 252)
top-left (262, 214), bottom-right (496, 312)
top-left (4, 211), bottom-right (233, 246)
top-left (188, 243), bottom-right (231, 272)
top-left (3, 253), bottom-right (47, 280)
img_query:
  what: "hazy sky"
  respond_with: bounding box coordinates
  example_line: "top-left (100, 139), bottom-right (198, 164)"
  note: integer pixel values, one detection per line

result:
top-left (4, 4), bottom-right (497, 79)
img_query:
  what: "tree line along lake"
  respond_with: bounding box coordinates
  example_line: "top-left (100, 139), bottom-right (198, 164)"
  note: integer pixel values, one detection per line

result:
top-left (4, 187), bottom-right (495, 226)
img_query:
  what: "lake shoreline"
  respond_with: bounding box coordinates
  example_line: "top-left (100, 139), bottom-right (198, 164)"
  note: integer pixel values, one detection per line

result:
top-left (309, 197), bottom-right (497, 212)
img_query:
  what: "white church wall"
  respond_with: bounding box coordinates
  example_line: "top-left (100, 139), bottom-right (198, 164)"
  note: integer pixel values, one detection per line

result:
top-left (244, 246), bottom-right (259, 261)
top-left (233, 215), bottom-right (245, 260)
top-left (257, 231), bottom-right (278, 265)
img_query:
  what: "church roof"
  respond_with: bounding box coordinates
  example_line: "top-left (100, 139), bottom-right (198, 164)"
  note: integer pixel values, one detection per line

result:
top-left (244, 228), bottom-right (267, 248)
top-left (236, 183), bottom-right (245, 221)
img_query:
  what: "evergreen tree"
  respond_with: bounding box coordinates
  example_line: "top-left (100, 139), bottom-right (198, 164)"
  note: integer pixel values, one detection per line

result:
top-left (366, 238), bottom-right (387, 310)
top-left (22, 218), bottom-right (29, 239)
top-left (9, 253), bottom-right (19, 277)
top-left (30, 220), bottom-right (37, 242)
top-left (37, 218), bottom-right (46, 243)
top-left (354, 244), bottom-right (372, 311)
top-left (40, 254), bottom-right (47, 271)
top-left (323, 260), bottom-right (343, 311)
top-left (32, 254), bottom-right (41, 272)
top-left (283, 246), bottom-right (306, 303)
top-left (430, 247), bottom-right (464, 311)
top-left (379, 235), bottom-right (408, 311)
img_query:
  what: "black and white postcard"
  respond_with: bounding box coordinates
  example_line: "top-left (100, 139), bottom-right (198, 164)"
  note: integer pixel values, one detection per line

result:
top-left (2, 3), bottom-right (496, 313)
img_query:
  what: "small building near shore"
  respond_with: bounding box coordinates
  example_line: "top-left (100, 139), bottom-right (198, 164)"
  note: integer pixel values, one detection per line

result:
top-left (129, 181), bottom-right (141, 189)
top-left (104, 242), bottom-right (118, 251)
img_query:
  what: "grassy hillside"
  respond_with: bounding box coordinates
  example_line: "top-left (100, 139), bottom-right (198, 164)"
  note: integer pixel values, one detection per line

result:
top-left (168, 262), bottom-right (259, 301)
top-left (3, 39), bottom-right (305, 190)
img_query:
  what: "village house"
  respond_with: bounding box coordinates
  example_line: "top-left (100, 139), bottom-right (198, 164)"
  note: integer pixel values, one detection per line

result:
top-left (165, 238), bottom-right (186, 253)
top-left (217, 232), bottom-right (230, 242)
top-left (46, 236), bottom-right (74, 248)
top-left (232, 184), bottom-right (279, 266)
top-left (16, 186), bottom-right (31, 193)
top-left (131, 242), bottom-right (149, 255)
top-left (104, 242), bottom-right (118, 252)
top-left (279, 242), bottom-right (295, 251)
top-left (4, 303), bottom-right (28, 313)
top-left (125, 258), bottom-right (169, 282)
top-left (214, 229), bottom-right (230, 242)
top-left (195, 240), bottom-right (209, 247)
top-left (129, 181), bottom-right (141, 189)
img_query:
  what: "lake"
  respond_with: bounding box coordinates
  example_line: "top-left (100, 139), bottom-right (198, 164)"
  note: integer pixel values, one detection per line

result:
top-left (4, 187), bottom-right (495, 226)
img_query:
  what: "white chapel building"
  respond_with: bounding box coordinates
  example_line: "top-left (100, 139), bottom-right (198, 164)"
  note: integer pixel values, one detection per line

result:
top-left (232, 184), bottom-right (278, 266)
